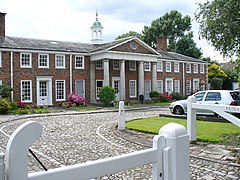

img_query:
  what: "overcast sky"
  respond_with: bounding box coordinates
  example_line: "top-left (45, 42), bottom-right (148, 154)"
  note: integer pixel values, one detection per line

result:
top-left (0, 0), bottom-right (226, 61)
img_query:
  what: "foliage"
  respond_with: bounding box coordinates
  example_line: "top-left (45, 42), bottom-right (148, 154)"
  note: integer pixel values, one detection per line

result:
top-left (222, 69), bottom-right (239, 89)
top-left (149, 91), bottom-right (159, 98)
top-left (115, 31), bottom-right (143, 40)
top-left (0, 85), bottom-right (13, 99)
top-left (176, 32), bottom-right (202, 59)
top-left (159, 92), bottom-right (172, 102)
top-left (67, 93), bottom-right (86, 106)
top-left (142, 10), bottom-right (191, 50)
top-left (126, 116), bottom-right (240, 143)
top-left (0, 98), bottom-right (12, 114)
top-left (211, 77), bottom-right (223, 90)
top-left (170, 92), bottom-right (185, 100)
top-left (99, 86), bottom-right (115, 106)
top-left (195, 0), bottom-right (240, 57)
top-left (208, 63), bottom-right (227, 82)
top-left (17, 102), bottom-right (27, 109)
top-left (61, 101), bottom-right (77, 108)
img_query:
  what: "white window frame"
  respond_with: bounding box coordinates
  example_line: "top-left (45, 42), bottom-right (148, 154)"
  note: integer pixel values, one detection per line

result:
top-left (200, 64), bottom-right (204, 74)
top-left (193, 78), bottom-right (200, 93)
top-left (174, 80), bottom-right (180, 93)
top-left (38, 54), bottom-right (49, 68)
top-left (113, 60), bottom-right (120, 70)
top-left (55, 80), bottom-right (66, 101)
top-left (0, 51), bottom-right (2, 67)
top-left (129, 80), bottom-right (137, 98)
top-left (75, 56), bottom-right (84, 69)
top-left (129, 61), bottom-right (136, 71)
top-left (96, 80), bottom-right (103, 99)
top-left (193, 64), bottom-right (198, 73)
top-left (20, 53), bottom-right (32, 68)
top-left (166, 62), bottom-right (171, 72)
top-left (96, 60), bottom-right (103, 69)
top-left (186, 63), bottom-right (191, 73)
top-left (174, 62), bottom-right (179, 72)
top-left (157, 80), bottom-right (163, 93)
top-left (21, 80), bottom-right (32, 102)
top-left (157, 61), bottom-right (162, 72)
top-left (186, 80), bottom-right (192, 95)
top-left (55, 54), bottom-right (66, 69)
top-left (165, 78), bottom-right (173, 93)
top-left (144, 62), bottom-right (151, 71)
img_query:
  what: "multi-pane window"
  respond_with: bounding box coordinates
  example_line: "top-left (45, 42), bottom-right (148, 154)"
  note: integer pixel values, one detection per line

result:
top-left (113, 60), bottom-right (120, 70)
top-left (157, 61), bottom-right (162, 72)
top-left (193, 64), bottom-right (198, 73)
top-left (174, 80), bottom-right (180, 93)
top-left (129, 80), bottom-right (136, 98)
top-left (186, 63), bottom-right (191, 73)
top-left (200, 64), bottom-right (204, 74)
top-left (166, 62), bottom-right (171, 72)
top-left (174, 63), bottom-right (179, 72)
top-left (96, 80), bottom-right (103, 99)
top-left (75, 56), bottom-right (84, 69)
top-left (157, 80), bottom-right (163, 93)
top-left (21, 80), bottom-right (32, 102)
top-left (56, 80), bottom-right (66, 101)
top-left (20, 53), bottom-right (32, 68)
top-left (193, 79), bottom-right (199, 93)
top-left (55, 55), bottom-right (65, 68)
top-left (0, 51), bottom-right (2, 67)
top-left (96, 60), bottom-right (103, 69)
top-left (144, 62), bottom-right (151, 71)
top-left (186, 80), bottom-right (192, 95)
top-left (38, 54), bottom-right (49, 68)
top-left (129, 61), bottom-right (136, 71)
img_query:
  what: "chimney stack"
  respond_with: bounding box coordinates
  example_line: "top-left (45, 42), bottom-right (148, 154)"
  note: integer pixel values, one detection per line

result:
top-left (157, 36), bottom-right (167, 51)
top-left (0, 12), bottom-right (6, 36)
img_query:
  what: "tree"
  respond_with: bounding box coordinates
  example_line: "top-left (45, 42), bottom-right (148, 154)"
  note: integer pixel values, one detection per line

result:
top-left (208, 63), bottom-right (227, 82)
top-left (99, 86), bottom-right (115, 107)
top-left (211, 77), bottom-right (223, 90)
top-left (142, 10), bottom-right (191, 50)
top-left (115, 31), bottom-right (143, 40)
top-left (195, 0), bottom-right (240, 58)
top-left (176, 32), bottom-right (202, 59)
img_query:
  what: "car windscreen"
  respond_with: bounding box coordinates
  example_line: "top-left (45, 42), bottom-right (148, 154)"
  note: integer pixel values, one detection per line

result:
top-left (230, 92), bottom-right (240, 100)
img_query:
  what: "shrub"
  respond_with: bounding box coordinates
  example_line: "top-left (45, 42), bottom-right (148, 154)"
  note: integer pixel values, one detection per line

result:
top-left (67, 93), bottom-right (86, 106)
top-left (211, 77), bottom-right (223, 90)
top-left (0, 98), bottom-right (12, 114)
top-left (149, 91), bottom-right (159, 98)
top-left (99, 86), bottom-right (115, 106)
top-left (170, 92), bottom-right (183, 100)
top-left (17, 102), bottom-right (28, 109)
top-left (0, 85), bottom-right (13, 99)
top-left (159, 92), bottom-right (172, 102)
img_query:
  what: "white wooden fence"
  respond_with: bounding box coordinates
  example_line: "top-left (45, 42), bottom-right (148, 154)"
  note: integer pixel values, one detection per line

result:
top-left (187, 96), bottom-right (240, 143)
top-left (0, 121), bottom-right (189, 180)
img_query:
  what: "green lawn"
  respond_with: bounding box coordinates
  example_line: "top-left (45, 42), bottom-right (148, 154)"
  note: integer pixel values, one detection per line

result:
top-left (127, 102), bottom-right (170, 108)
top-left (126, 116), bottom-right (240, 144)
top-left (69, 106), bottom-right (98, 111)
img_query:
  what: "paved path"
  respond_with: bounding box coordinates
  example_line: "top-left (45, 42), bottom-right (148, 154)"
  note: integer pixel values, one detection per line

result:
top-left (0, 107), bottom-right (239, 179)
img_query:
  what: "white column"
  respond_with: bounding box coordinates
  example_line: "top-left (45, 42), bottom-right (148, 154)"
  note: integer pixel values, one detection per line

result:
top-left (10, 51), bottom-right (14, 102)
top-left (90, 62), bottom-right (96, 103)
top-left (120, 60), bottom-right (125, 100)
top-left (103, 60), bottom-right (109, 86)
top-left (69, 55), bottom-right (73, 93)
top-left (138, 61), bottom-right (144, 97)
top-left (182, 63), bottom-right (185, 95)
top-left (152, 62), bottom-right (157, 91)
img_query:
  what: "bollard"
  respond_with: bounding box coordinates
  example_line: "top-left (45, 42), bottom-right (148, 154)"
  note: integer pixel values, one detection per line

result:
top-left (118, 101), bottom-right (125, 130)
top-left (159, 123), bottom-right (190, 180)
top-left (187, 95), bottom-right (197, 143)
top-left (0, 152), bottom-right (5, 180)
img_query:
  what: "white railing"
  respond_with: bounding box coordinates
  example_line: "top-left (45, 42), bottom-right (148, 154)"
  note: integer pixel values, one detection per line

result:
top-left (187, 96), bottom-right (240, 142)
top-left (1, 120), bottom-right (190, 180)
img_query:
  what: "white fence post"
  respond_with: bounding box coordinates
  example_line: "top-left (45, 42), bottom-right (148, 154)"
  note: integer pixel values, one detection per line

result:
top-left (159, 123), bottom-right (190, 180)
top-left (0, 152), bottom-right (5, 180)
top-left (187, 96), bottom-right (197, 143)
top-left (118, 101), bottom-right (125, 130)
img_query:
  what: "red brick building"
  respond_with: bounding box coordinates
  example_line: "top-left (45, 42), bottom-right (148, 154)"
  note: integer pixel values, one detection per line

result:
top-left (0, 13), bottom-right (208, 105)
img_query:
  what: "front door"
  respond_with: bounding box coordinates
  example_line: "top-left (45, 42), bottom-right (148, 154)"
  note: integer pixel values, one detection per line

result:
top-left (144, 80), bottom-right (151, 100)
top-left (112, 77), bottom-right (120, 100)
top-left (75, 80), bottom-right (85, 97)
top-left (39, 81), bottom-right (49, 105)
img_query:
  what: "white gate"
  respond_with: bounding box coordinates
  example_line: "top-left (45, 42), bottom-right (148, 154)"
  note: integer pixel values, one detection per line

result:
top-left (0, 121), bottom-right (190, 180)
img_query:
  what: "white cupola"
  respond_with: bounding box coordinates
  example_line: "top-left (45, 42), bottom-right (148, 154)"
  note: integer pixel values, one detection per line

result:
top-left (91, 11), bottom-right (103, 44)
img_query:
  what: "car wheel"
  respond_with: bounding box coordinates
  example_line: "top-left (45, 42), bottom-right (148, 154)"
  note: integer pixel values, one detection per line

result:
top-left (174, 106), bottom-right (184, 115)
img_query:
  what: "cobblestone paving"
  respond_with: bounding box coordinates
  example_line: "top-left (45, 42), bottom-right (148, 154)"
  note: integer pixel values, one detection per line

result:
top-left (0, 107), bottom-right (239, 179)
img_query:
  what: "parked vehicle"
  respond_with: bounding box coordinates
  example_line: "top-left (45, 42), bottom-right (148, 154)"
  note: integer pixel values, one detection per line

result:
top-left (169, 90), bottom-right (240, 115)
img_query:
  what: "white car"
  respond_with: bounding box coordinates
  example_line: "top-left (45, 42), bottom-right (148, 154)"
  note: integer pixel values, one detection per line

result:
top-left (169, 90), bottom-right (240, 115)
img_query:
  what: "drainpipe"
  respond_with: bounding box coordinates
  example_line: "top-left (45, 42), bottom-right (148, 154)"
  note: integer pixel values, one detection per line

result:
top-left (69, 55), bottom-right (72, 93)
top-left (10, 51), bottom-right (13, 102)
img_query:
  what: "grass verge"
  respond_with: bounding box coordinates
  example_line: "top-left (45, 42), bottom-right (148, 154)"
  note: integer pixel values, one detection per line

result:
top-left (69, 106), bottom-right (98, 111)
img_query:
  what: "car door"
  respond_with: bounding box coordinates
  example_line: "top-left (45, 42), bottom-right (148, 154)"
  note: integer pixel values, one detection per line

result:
top-left (202, 92), bottom-right (222, 115)
top-left (193, 91), bottom-right (206, 114)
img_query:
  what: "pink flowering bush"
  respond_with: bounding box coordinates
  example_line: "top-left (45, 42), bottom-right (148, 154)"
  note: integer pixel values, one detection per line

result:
top-left (159, 92), bottom-right (172, 102)
top-left (67, 93), bottom-right (86, 106)
top-left (17, 102), bottom-right (28, 109)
